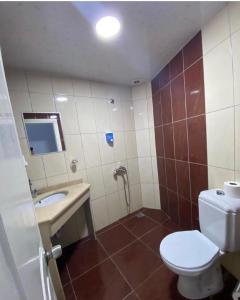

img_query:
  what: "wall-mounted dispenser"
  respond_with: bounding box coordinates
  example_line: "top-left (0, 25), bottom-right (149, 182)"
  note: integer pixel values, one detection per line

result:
top-left (105, 132), bottom-right (114, 145)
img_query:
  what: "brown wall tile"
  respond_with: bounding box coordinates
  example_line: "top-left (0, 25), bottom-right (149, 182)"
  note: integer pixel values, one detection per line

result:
top-left (179, 197), bottom-right (192, 229)
top-left (185, 59), bottom-right (205, 117)
top-left (187, 115), bottom-right (207, 164)
top-left (173, 120), bottom-right (188, 161)
top-left (155, 126), bottom-right (164, 157)
top-left (159, 65), bottom-right (170, 89)
top-left (168, 190), bottom-right (179, 224)
top-left (163, 124), bottom-right (174, 159)
top-left (152, 91), bottom-right (162, 126)
top-left (183, 32), bottom-right (202, 69)
top-left (170, 51), bottom-right (183, 79)
top-left (176, 160), bottom-right (190, 199)
top-left (157, 157), bottom-right (166, 186)
top-left (151, 74), bottom-right (160, 95)
top-left (190, 163), bottom-right (208, 204)
top-left (171, 74), bottom-right (186, 121)
top-left (160, 186), bottom-right (169, 213)
top-left (161, 84), bottom-right (172, 124)
top-left (165, 159), bottom-right (177, 192)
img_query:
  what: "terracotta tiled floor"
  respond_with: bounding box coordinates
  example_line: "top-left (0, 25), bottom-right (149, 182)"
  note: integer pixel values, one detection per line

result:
top-left (57, 208), bottom-right (236, 300)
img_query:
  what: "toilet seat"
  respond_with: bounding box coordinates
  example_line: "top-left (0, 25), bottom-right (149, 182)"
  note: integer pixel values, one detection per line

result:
top-left (160, 230), bottom-right (220, 271)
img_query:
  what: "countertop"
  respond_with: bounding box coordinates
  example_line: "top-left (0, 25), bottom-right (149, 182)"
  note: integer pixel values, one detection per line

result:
top-left (34, 182), bottom-right (90, 225)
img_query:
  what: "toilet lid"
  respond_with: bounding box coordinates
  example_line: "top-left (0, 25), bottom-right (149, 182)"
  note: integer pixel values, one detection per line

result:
top-left (160, 230), bottom-right (219, 269)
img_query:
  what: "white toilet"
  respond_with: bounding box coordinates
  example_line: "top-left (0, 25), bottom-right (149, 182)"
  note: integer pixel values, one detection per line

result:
top-left (160, 189), bottom-right (240, 299)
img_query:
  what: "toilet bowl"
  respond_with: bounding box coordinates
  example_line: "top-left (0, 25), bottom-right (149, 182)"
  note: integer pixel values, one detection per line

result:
top-left (160, 230), bottom-right (224, 299)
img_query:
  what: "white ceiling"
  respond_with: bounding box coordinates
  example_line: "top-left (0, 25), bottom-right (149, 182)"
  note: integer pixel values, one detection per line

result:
top-left (0, 1), bottom-right (225, 86)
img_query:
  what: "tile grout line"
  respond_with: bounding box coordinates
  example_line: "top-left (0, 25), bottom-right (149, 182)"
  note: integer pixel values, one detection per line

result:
top-left (65, 262), bottom-right (78, 300)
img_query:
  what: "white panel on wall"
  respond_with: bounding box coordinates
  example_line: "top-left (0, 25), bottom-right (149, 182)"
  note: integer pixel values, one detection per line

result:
top-left (30, 93), bottom-right (56, 112)
top-left (26, 72), bottom-right (53, 94)
top-left (228, 2), bottom-right (240, 34)
top-left (232, 30), bottom-right (240, 106)
top-left (72, 79), bottom-right (91, 97)
top-left (76, 97), bottom-right (96, 133)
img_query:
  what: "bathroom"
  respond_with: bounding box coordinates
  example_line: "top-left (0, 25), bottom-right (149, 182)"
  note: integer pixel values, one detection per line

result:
top-left (0, 1), bottom-right (240, 300)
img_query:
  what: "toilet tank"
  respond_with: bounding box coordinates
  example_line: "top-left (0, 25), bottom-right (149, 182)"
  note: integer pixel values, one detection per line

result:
top-left (199, 189), bottom-right (240, 252)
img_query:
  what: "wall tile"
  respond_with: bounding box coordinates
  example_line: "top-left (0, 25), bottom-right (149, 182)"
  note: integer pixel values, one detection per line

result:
top-left (171, 74), bottom-right (186, 121)
top-left (203, 39), bottom-right (234, 112)
top-left (76, 97), bottom-right (96, 133)
top-left (86, 167), bottom-right (105, 200)
top-left (151, 74), bottom-right (160, 96)
top-left (91, 82), bottom-right (108, 98)
top-left (64, 134), bottom-right (85, 172)
top-left (155, 126), bottom-right (164, 157)
top-left (47, 174), bottom-right (69, 186)
top-left (163, 124), bottom-right (174, 159)
top-left (26, 72), bottom-right (53, 94)
top-left (136, 129), bottom-right (151, 157)
top-left (176, 160), bottom-right (190, 199)
top-left (157, 157), bottom-right (166, 186)
top-left (159, 186), bottom-right (168, 213)
top-left (169, 51), bottom-right (183, 79)
top-left (149, 128), bottom-right (157, 157)
top-left (229, 2), bottom-right (240, 34)
top-left (185, 59), bottom-right (205, 117)
top-left (190, 163), bottom-right (208, 203)
top-left (141, 184), bottom-right (155, 208)
top-left (147, 97), bottom-right (154, 128)
top-left (208, 166), bottom-right (234, 189)
top-left (183, 32), bottom-right (202, 69)
top-left (106, 192), bottom-right (125, 223)
top-left (165, 159), bottom-right (177, 192)
top-left (124, 131), bottom-right (138, 159)
top-left (68, 169), bottom-right (87, 182)
top-left (6, 69), bottom-right (28, 92)
top-left (72, 79), bottom-right (91, 97)
top-left (151, 157), bottom-right (158, 184)
top-left (102, 163), bottom-right (118, 194)
top-left (93, 98), bottom-right (110, 133)
top-left (168, 190), bottom-right (179, 223)
top-left (130, 184), bottom-right (142, 212)
top-left (152, 91), bottom-right (162, 126)
top-left (52, 77), bottom-right (73, 95)
top-left (134, 100), bottom-right (149, 129)
top-left (113, 132), bottom-right (127, 162)
top-left (127, 158), bottom-right (140, 185)
top-left (187, 115), bottom-right (207, 164)
top-left (173, 120), bottom-right (188, 161)
top-left (159, 65), bottom-right (170, 89)
top-left (154, 183), bottom-right (160, 209)
top-left (30, 93), bottom-right (55, 112)
top-left (122, 101), bottom-right (135, 131)
top-left (232, 30), bottom-right (240, 105)
top-left (206, 108), bottom-right (234, 169)
top-left (98, 133), bottom-right (114, 164)
top-left (32, 178), bottom-right (47, 190)
top-left (43, 152), bottom-right (67, 177)
top-left (235, 106), bottom-right (240, 170)
top-left (91, 197), bottom-right (109, 230)
top-left (160, 84), bottom-right (172, 124)
top-left (55, 96), bottom-right (79, 134)
top-left (109, 100), bottom-right (124, 131)
top-left (132, 84), bottom-right (147, 100)
top-left (179, 197), bottom-right (191, 229)
top-left (138, 157), bottom-right (153, 184)
top-left (81, 134), bottom-right (101, 168)
top-left (202, 8), bottom-right (230, 54)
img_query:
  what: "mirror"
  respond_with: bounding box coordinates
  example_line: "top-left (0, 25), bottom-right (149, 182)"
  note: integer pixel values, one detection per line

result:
top-left (22, 112), bottom-right (66, 155)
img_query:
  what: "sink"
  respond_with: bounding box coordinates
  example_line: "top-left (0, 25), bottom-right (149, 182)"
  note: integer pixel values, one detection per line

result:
top-left (35, 192), bottom-right (68, 208)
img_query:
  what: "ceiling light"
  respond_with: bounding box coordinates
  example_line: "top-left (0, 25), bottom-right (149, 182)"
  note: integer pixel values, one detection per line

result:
top-left (96, 16), bottom-right (121, 39)
top-left (56, 96), bottom-right (68, 102)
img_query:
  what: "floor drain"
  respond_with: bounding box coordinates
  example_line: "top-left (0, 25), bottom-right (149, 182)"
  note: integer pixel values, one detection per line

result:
top-left (135, 212), bottom-right (145, 218)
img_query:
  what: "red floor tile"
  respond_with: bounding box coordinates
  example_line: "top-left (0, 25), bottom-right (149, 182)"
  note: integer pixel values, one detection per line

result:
top-left (124, 292), bottom-right (140, 300)
top-left (141, 224), bottom-right (172, 255)
top-left (63, 284), bottom-right (76, 300)
top-left (65, 239), bottom-right (107, 279)
top-left (112, 240), bottom-right (161, 289)
top-left (122, 214), bottom-right (158, 237)
top-left (96, 220), bottom-right (120, 235)
top-left (143, 208), bottom-right (169, 224)
top-left (98, 224), bottom-right (136, 256)
top-left (72, 259), bottom-right (131, 300)
top-left (57, 257), bottom-right (70, 285)
top-left (136, 265), bottom-right (186, 300)
top-left (162, 219), bottom-right (181, 232)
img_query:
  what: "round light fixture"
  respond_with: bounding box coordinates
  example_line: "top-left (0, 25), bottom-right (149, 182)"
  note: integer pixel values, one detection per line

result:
top-left (96, 16), bottom-right (121, 39)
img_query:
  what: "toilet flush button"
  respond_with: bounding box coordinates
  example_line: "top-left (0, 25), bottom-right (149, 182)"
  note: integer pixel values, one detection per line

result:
top-left (216, 190), bottom-right (225, 196)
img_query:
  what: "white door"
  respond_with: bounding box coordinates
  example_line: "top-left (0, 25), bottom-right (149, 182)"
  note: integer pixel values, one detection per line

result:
top-left (0, 50), bottom-right (56, 300)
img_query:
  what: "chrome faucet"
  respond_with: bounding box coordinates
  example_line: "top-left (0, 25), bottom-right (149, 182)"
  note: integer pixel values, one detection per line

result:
top-left (28, 178), bottom-right (37, 197)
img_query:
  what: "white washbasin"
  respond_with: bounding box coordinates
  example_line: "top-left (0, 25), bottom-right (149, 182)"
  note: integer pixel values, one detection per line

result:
top-left (35, 192), bottom-right (68, 208)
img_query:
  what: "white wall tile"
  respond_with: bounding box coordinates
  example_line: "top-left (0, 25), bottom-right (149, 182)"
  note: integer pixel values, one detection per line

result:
top-left (106, 192), bottom-right (124, 223)
top-left (203, 39), bottom-right (234, 112)
top-left (138, 157), bottom-right (153, 184)
top-left (91, 82), bottom-right (108, 98)
top-left (146, 82), bottom-right (152, 99)
top-left (72, 79), bottom-right (91, 97)
top-left (64, 134), bottom-right (85, 172)
top-left (68, 169), bottom-right (87, 182)
top-left (76, 97), bottom-right (96, 133)
top-left (47, 173), bottom-right (69, 187)
top-left (136, 129), bottom-right (151, 157)
top-left (43, 152), bottom-right (67, 177)
top-left (52, 77), bottom-right (73, 95)
top-left (228, 2), bottom-right (240, 34)
top-left (31, 178), bottom-right (47, 190)
top-left (147, 97), bottom-right (154, 128)
top-left (235, 106), bottom-right (240, 170)
top-left (206, 108), bottom-right (234, 169)
top-left (127, 158), bottom-right (140, 185)
top-left (102, 163), bottom-right (118, 194)
top-left (93, 98), bottom-right (110, 132)
top-left (113, 132), bottom-right (126, 162)
top-left (6, 69), bottom-right (28, 92)
top-left (130, 184), bottom-right (142, 212)
top-left (125, 131), bottom-right (138, 159)
top-left (132, 84), bottom-right (147, 100)
top-left (86, 167), bottom-right (105, 200)
top-left (91, 197), bottom-right (109, 230)
top-left (141, 183), bottom-right (155, 208)
top-left (30, 93), bottom-right (55, 112)
top-left (154, 183), bottom-right (160, 209)
top-left (109, 100), bottom-right (124, 131)
top-left (202, 7), bottom-right (230, 54)
top-left (133, 100), bottom-right (149, 129)
top-left (98, 133), bottom-right (114, 164)
top-left (122, 101), bottom-right (135, 131)
top-left (81, 134), bottom-right (101, 168)
top-left (55, 96), bottom-right (79, 134)
top-left (26, 72), bottom-right (52, 94)
top-left (151, 157), bottom-right (159, 184)
top-left (232, 30), bottom-right (240, 106)
top-left (208, 166), bottom-right (234, 189)
top-left (149, 128), bottom-right (157, 157)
